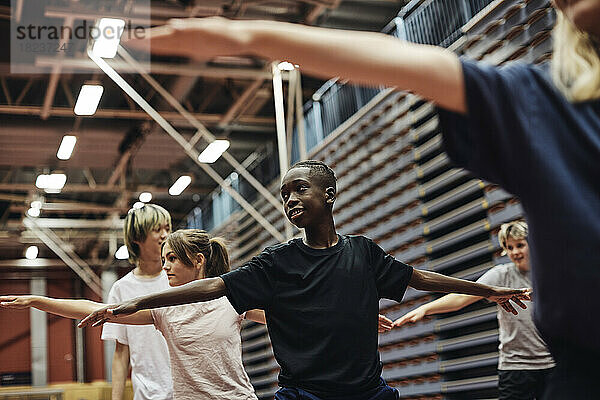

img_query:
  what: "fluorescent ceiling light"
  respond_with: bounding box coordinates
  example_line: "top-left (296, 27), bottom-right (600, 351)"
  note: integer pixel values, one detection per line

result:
top-left (27, 207), bottom-right (40, 217)
top-left (139, 192), bottom-right (152, 203)
top-left (92, 18), bottom-right (125, 58)
top-left (74, 85), bottom-right (104, 116)
top-left (115, 245), bottom-right (129, 260)
top-left (36, 173), bottom-right (67, 191)
top-left (57, 135), bottom-right (77, 160)
top-left (25, 246), bottom-right (39, 260)
top-left (30, 200), bottom-right (42, 209)
top-left (132, 201), bottom-right (145, 209)
top-left (277, 61), bottom-right (295, 71)
top-left (169, 176), bottom-right (192, 196)
top-left (197, 140), bottom-right (230, 163)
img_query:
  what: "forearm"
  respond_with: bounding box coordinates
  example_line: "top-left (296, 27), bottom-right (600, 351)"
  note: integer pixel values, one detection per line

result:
top-left (30, 296), bottom-right (105, 319)
top-left (134, 277), bottom-right (226, 311)
top-left (111, 343), bottom-right (129, 400)
top-left (410, 269), bottom-right (496, 297)
top-left (243, 20), bottom-right (464, 112)
top-left (419, 293), bottom-right (482, 316)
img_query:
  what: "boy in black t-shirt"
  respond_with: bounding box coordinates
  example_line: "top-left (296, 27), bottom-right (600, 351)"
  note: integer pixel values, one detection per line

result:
top-left (81, 160), bottom-right (530, 400)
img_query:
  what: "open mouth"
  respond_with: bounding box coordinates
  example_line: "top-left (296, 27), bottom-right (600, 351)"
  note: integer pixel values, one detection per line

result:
top-left (288, 208), bottom-right (304, 220)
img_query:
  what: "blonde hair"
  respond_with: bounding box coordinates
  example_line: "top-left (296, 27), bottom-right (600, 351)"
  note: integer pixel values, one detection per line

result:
top-left (498, 220), bottom-right (528, 255)
top-left (124, 204), bottom-right (171, 265)
top-left (164, 229), bottom-right (230, 278)
top-left (551, 12), bottom-right (600, 102)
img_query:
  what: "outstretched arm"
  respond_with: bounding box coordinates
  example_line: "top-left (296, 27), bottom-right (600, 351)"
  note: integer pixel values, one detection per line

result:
top-left (79, 277), bottom-right (227, 327)
top-left (392, 293), bottom-right (482, 328)
top-left (408, 269), bottom-right (530, 315)
top-left (0, 295), bottom-right (153, 325)
top-left (127, 17), bottom-right (465, 113)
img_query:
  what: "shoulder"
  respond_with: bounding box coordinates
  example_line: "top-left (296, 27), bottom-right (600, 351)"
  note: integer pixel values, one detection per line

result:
top-left (262, 239), bottom-right (303, 258)
top-left (492, 263), bottom-right (515, 273)
top-left (478, 263), bottom-right (513, 284)
top-left (462, 59), bottom-right (552, 93)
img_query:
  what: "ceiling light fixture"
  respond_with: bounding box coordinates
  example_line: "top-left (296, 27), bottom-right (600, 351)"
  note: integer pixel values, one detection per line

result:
top-left (197, 140), bottom-right (230, 163)
top-left (25, 246), bottom-right (39, 260)
top-left (115, 245), bottom-right (129, 260)
top-left (169, 176), bottom-right (191, 196)
top-left (74, 84), bottom-right (104, 116)
top-left (27, 207), bottom-right (40, 217)
top-left (91, 18), bottom-right (126, 59)
top-left (57, 135), bottom-right (77, 160)
top-left (139, 192), bottom-right (152, 203)
top-left (35, 173), bottom-right (67, 192)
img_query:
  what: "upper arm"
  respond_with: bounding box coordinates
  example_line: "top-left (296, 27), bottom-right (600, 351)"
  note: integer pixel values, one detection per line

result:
top-left (221, 251), bottom-right (276, 313)
top-left (369, 239), bottom-right (413, 301)
top-left (254, 23), bottom-right (465, 113)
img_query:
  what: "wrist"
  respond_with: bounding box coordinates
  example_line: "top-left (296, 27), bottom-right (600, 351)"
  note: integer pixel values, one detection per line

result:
top-left (28, 295), bottom-right (41, 307)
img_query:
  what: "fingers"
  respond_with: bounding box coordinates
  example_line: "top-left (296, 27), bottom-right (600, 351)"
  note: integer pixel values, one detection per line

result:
top-left (512, 297), bottom-right (528, 309)
top-left (499, 300), bottom-right (518, 315)
top-left (78, 309), bottom-right (111, 328)
top-left (392, 315), bottom-right (411, 328)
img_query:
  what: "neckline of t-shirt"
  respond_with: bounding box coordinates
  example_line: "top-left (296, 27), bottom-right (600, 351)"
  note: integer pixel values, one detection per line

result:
top-left (293, 234), bottom-right (346, 255)
top-left (129, 269), bottom-right (166, 283)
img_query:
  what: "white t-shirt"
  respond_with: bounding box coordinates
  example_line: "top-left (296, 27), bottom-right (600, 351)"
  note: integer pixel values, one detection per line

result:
top-left (477, 263), bottom-right (555, 370)
top-left (102, 270), bottom-right (173, 400)
top-left (151, 297), bottom-right (257, 400)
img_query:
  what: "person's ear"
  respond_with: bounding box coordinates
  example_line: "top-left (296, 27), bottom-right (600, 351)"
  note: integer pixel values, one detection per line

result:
top-left (195, 253), bottom-right (206, 269)
top-left (195, 253), bottom-right (206, 278)
top-left (325, 187), bottom-right (336, 205)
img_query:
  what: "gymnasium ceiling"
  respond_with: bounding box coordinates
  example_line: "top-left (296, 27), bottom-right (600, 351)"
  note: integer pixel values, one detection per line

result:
top-left (0, 0), bottom-right (407, 282)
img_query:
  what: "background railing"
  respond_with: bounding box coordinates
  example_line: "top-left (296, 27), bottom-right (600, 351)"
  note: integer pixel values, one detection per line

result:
top-left (190, 0), bottom-right (497, 232)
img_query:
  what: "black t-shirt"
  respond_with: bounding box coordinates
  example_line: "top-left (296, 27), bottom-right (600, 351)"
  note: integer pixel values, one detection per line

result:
top-left (221, 234), bottom-right (413, 397)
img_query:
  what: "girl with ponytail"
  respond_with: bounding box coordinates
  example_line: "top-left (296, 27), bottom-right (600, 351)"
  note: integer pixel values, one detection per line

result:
top-left (0, 229), bottom-right (262, 400)
top-left (2, 229), bottom-right (393, 399)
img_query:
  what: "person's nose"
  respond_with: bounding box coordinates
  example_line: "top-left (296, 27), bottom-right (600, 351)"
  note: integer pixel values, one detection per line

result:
top-left (286, 194), bottom-right (300, 209)
top-left (162, 262), bottom-right (169, 271)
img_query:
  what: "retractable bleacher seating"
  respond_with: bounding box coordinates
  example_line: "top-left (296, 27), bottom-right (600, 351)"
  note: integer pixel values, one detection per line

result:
top-left (209, 1), bottom-right (555, 398)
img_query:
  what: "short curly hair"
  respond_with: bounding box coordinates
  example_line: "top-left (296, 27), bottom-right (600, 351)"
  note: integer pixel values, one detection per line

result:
top-left (288, 160), bottom-right (337, 192)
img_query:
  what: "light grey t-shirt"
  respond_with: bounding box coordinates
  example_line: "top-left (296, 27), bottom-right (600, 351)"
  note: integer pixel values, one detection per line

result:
top-left (477, 263), bottom-right (555, 370)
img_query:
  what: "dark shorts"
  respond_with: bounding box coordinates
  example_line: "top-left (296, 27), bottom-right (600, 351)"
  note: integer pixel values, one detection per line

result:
top-left (498, 368), bottom-right (554, 400)
top-left (274, 378), bottom-right (399, 400)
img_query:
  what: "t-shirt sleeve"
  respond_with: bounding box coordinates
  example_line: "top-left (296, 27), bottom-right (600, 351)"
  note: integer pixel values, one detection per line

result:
top-left (476, 265), bottom-right (504, 287)
top-left (149, 308), bottom-right (163, 333)
top-left (101, 284), bottom-right (129, 345)
top-left (436, 59), bottom-right (536, 194)
top-left (220, 249), bottom-right (276, 314)
top-left (368, 238), bottom-right (413, 302)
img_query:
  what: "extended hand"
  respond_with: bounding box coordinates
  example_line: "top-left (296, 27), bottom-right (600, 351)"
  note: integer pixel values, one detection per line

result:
top-left (78, 300), bottom-right (138, 328)
top-left (125, 17), bottom-right (249, 60)
top-left (392, 307), bottom-right (426, 328)
top-left (487, 287), bottom-right (531, 315)
top-left (0, 295), bottom-right (33, 309)
top-left (378, 314), bottom-right (393, 333)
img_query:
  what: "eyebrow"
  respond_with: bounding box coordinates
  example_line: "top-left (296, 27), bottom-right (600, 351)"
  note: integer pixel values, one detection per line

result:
top-left (280, 179), bottom-right (310, 190)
